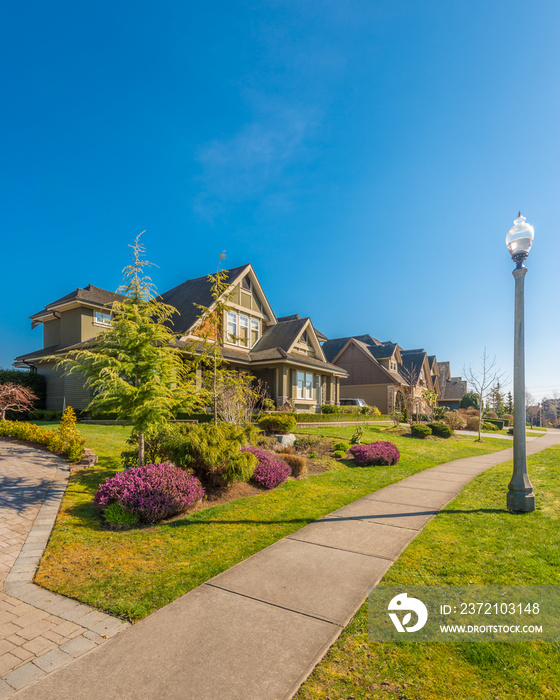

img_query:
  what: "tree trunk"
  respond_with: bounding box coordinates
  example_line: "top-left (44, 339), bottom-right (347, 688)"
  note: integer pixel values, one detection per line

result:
top-left (138, 432), bottom-right (145, 467)
top-left (0, 410), bottom-right (5, 421)
top-left (213, 350), bottom-right (218, 426)
top-left (477, 394), bottom-right (482, 441)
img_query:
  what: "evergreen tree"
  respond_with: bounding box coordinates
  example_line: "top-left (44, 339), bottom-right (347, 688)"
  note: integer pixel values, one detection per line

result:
top-left (489, 380), bottom-right (505, 415)
top-left (58, 235), bottom-right (201, 465)
top-left (506, 391), bottom-right (513, 414)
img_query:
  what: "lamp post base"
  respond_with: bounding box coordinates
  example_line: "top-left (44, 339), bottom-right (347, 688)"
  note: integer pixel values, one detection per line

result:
top-left (507, 490), bottom-right (535, 513)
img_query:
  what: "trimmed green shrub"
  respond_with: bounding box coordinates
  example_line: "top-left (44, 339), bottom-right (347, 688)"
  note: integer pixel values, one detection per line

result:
top-left (428, 422), bottom-right (453, 438)
top-left (485, 411), bottom-right (498, 419)
top-left (162, 423), bottom-right (258, 486)
top-left (257, 414), bottom-right (296, 434)
top-left (293, 413), bottom-right (389, 423)
top-left (321, 404), bottom-right (339, 414)
top-left (29, 409), bottom-right (63, 421)
top-left (411, 424), bottom-right (432, 438)
top-left (483, 418), bottom-right (506, 430)
top-left (482, 421), bottom-right (499, 431)
top-left (281, 453), bottom-right (307, 478)
top-left (333, 441), bottom-right (350, 452)
top-left (333, 450), bottom-right (346, 459)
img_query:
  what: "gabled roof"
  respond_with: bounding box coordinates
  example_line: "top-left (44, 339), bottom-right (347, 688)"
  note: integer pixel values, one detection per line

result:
top-left (440, 378), bottom-right (467, 401)
top-left (159, 264), bottom-right (250, 335)
top-left (367, 342), bottom-right (398, 360)
top-left (30, 285), bottom-right (125, 326)
top-left (321, 334), bottom-right (378, 363)
top-left (252, 318), bottom-right (307, 353)
top-left (159, 263), bottom-right (276, 336)
top-left (399, 349), bottom-right (428, 382)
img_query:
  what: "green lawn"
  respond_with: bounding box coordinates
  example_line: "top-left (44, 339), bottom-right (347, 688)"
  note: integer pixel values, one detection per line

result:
top-left (34, 423), bottom-right (509, 622)
top-left (295, 443), bottom-right (560, 700)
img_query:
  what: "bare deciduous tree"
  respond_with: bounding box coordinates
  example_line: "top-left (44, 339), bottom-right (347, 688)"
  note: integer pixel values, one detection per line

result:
top-left (463, 349), bottom-right (505, 441)
top-left (217, 376), bottom-right (268, 426)
top-left (0, 384), bottom-right (37, 420)
top-left (399, 364), bottom-right (422, 426)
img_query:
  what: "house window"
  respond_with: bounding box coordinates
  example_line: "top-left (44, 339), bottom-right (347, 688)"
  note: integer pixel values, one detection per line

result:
top-left (239, 315), bottom-right (249, 347)
top-left (297, 371), bottom-right (314, 400)
top-left (226, 311), bottom-right (260, 348)
top-left (242, 276), bottom-right (252, 292)
top-left (301, 330), bottom-right (308, 344)
top-left (251, 319), bottom-right (259, 347)
top-left (94, 311), bottom-right (111, 326)
top-left (227, 312), bottom-right (237, 342)
top-left (390, 360), bottom-right (397, 371)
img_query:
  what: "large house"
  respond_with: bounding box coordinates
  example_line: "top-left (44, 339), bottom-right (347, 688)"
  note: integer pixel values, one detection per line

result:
top-left (14, 264), bottom-right (347, 413)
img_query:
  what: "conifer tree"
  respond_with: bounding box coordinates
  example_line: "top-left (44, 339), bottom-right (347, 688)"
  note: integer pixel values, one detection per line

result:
top-left (58, 235), bottom-right (201, 465)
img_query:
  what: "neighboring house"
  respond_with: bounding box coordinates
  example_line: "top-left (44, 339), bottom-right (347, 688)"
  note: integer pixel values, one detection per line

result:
top-left (323, 335), bottom-right (461, 415)
top-left (428, 355), bottom-right (440, 396)
top-left (437, 361), bottom-right (467, 410)
top-left (322, 335), bottom-right (407, 414)
top-left (14, 285), bottom-right (126, 411)
top-left (15, 265), bottom-right (347, 413)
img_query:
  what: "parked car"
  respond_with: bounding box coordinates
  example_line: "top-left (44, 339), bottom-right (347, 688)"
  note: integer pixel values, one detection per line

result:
top-left (339, 398), bottom-right (368, 407)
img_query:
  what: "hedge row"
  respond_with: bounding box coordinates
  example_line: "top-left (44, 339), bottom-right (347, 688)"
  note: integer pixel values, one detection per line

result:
top-left (294, 413), bottom-right (390, 423)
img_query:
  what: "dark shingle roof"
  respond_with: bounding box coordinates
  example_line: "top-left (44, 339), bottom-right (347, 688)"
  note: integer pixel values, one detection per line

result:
top-left (437, 361), bottom-right (451, 381)
top-left (367, 342), bottom-right (397, 360)
top-left (30, 285), bottom-right (125, 320)
top-left (399, 350), bottom-right (427, 381)
top-left (276, 314), bottom-right (301, 322)
top-left (441, 378), bottom-right (467, 401)
top-left (321, 334), bottom-right (378, 362)
top-left (159, 264), bottom-right (250, 335)
top-left (252, 318), bottom-right (307, 353)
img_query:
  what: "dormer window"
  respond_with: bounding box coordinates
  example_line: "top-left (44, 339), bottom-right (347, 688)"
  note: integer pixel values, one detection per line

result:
top-left (94, 311), bottom-right (111, 326)
top-left (390, 360), bottom-right (397, 371)
top-left (241, 276), bottom-right (252, 292)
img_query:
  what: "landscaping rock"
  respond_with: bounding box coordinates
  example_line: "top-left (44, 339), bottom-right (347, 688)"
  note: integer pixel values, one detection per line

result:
top-left (274, 433), bottom-right (296, 446)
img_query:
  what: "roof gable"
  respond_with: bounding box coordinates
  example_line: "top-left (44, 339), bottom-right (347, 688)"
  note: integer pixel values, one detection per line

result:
top-left (159, 264), bottom-right (276, 336)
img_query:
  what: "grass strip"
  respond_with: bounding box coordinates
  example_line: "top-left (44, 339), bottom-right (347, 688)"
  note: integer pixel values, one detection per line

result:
top-left (295, 443), bottom-right (560, 700)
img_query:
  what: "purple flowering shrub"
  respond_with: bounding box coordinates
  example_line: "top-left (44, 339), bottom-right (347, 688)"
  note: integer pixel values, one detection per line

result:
top-left (94, 462), bottom-right (205, 524)
top-left (242, 446), bottom-right (291, 489)
top-left (348, 441), bottom-right (400, 467)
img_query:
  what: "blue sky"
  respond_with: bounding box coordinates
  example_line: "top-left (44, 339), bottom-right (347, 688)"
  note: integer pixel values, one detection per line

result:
top-left (2, 1), bottom-right (559, 401)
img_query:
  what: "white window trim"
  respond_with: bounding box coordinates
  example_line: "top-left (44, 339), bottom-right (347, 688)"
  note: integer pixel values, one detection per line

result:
top-left (93, 311), bottom-right (112, 327)
top-left (225, 310), bottom-right (261, 348)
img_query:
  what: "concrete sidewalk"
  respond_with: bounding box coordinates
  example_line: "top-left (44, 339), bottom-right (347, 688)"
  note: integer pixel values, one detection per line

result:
top-left (12, 431), bottom-right (560, 700)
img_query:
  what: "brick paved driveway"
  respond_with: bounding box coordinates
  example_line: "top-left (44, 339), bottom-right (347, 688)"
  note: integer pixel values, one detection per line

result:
top-left (0, 442), bottom-right (128, 697)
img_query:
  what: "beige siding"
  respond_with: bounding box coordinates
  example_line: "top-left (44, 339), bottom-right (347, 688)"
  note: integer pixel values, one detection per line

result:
top-left (60, 307), bottom-right (85, 346)
top-left (43, 319), bottom-right (61, 347)
top-left (340, 384), bottom-right (391, 413)
top-left (337, 344), bottom-right (393, 385)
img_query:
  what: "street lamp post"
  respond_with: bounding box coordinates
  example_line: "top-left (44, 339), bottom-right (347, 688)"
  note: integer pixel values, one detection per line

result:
top-left (505, 212), bottom-right (535, 513)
